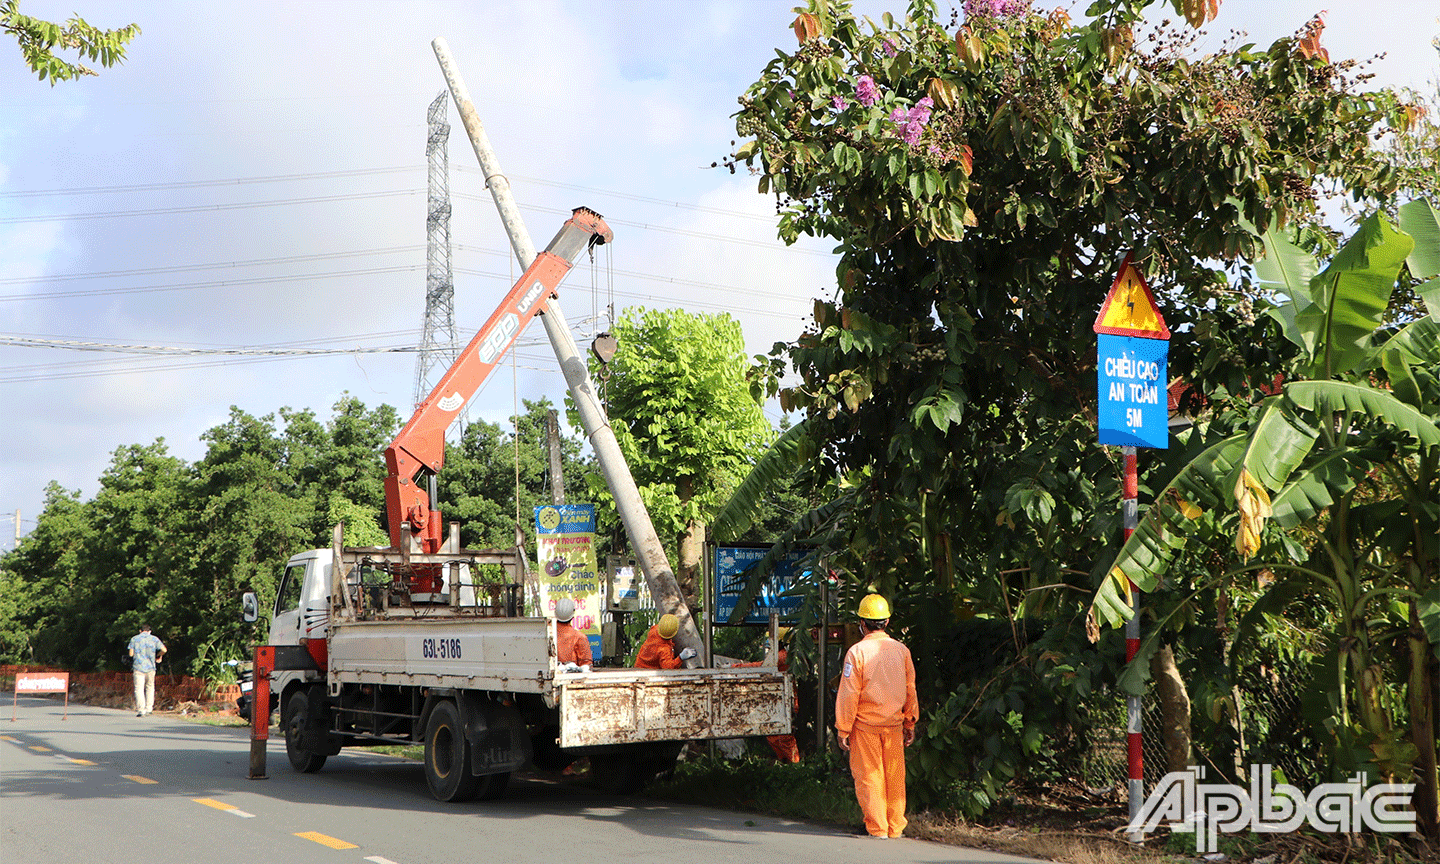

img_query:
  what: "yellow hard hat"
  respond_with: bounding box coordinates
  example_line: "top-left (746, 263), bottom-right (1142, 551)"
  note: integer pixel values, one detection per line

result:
top-left (658, 613), bottom-right (680, 639)
top-left (857, 594), bottom-right (891, 620)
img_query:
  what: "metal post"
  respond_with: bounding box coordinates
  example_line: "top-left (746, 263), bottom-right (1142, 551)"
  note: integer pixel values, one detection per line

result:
top-left (702, 539), bottom-right (713, 667)
top-left (817, 577), bottom-right (827, 754)
top-left (249, 646), bottom-right (274, 780)
top-left (431, 37), bottom-right (702, 664)
top-left (1122, 446), bottom-right (1143, 840)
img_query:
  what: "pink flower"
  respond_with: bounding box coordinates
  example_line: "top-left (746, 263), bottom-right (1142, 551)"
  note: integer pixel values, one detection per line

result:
top-left (962, 0), bottom-right (1029, 18)
top-left (882, 38), bottom-right (899, 57)
top-left (890, 107), bottom-right (907, 124)
top-left (832, 95), bottom-right (849, 111)
top-left (910, 97), bottom-right (933, 125)
top-left (856, 75), bottom-right (880, 107)
top-left (901, 120), bottom-right (925, 145)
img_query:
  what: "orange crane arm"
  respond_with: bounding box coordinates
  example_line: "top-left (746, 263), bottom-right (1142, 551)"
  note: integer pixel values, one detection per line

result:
top-left (383, 207), bottom-right (612, 553)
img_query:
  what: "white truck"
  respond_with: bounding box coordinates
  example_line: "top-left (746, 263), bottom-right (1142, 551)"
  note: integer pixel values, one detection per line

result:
top-left (240, 199), bottom-right (791, 801)
top-left (250, 528), bottom-right (791, 801)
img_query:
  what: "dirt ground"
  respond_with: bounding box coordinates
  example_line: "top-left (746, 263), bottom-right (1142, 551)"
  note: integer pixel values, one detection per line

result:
top-left (905, 780), bottom-right (1437, 864)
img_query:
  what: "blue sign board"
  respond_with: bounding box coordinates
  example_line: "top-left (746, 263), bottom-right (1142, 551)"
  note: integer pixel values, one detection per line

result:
top-left (1097, 333), bottom-right (1169, 449)
top-left (712, 545), bottom-right (811, 625)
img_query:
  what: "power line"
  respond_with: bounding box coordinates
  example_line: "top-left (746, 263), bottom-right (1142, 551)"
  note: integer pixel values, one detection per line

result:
top-left (460, 194), bottom-right (832, 258)
top-left (0, 166), bottom-right (417, 199)
top-left (2, 162), bottom-right (775, 226)
top-left (455, 164), bottom-right (775, 223)
top-left (0, 245), bottom-right (422, 286)
top-left (0, 189), bottom-right (420, 225)
top-left (0, 334), bottom-right (421, 356)
top-left (0, 264), bottom-right (423, 302)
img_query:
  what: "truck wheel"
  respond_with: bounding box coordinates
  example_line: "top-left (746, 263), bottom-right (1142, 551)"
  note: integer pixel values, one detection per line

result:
top-left (424, 701), bottom-right (480, 802)
top-left (284, 690), bottom-right (327, 773)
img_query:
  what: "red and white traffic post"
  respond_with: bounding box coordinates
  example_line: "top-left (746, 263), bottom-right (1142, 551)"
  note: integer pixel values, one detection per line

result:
top-left (1093, 253), bottom-right (1171, 841)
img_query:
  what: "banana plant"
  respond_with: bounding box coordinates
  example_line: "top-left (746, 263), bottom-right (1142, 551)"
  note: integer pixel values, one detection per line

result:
top-left (1089, 203), bottom-right (1440, 832)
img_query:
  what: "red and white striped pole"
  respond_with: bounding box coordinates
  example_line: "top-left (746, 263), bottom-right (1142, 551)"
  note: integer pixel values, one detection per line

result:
top-left (1122, 445), bottom-right (1144, 840)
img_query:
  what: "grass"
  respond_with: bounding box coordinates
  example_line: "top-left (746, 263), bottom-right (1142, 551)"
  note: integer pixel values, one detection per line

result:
top-left (648, 750), bottom-right (864, 827)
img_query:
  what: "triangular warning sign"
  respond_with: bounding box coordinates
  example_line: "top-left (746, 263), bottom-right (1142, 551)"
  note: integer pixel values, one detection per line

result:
top-left (1093, 252), bottom-right (1170, 339)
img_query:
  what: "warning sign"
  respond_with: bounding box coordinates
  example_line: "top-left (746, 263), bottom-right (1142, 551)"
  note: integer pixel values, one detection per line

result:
top-left (1093, 253), bottom-right (1170, 339)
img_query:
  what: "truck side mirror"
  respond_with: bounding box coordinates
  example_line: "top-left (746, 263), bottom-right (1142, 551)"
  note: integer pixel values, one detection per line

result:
top-left (241, 592), bottom-right (259, 623)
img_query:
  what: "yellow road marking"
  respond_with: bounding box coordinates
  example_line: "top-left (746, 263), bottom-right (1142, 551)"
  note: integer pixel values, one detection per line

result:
top-left (122, 774), bottom-right (157, 784)
top-left (53, 754), bottom-right (98, 766)
top-left (28, 745), bottom-right (51, 752)
top-left (70, 758), bottom-right (97, 766)
top-left (193, 798), bottom-right (256, 818)
top-left (295, 831), bottom-right (359, 850)
top-left (0, 735), bottom-right (17, 742)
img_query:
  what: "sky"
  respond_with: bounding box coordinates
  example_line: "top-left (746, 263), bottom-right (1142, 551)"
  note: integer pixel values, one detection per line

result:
top-left (2, 0), bottom-right (1437, 550)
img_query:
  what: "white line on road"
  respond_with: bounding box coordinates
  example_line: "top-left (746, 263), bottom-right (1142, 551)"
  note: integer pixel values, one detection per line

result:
top-left (365, 857), bottom-right (402, 864)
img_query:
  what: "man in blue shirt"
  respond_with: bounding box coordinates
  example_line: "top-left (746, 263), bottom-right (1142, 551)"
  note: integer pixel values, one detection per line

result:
top-left (127, 624), bottom-right (166, 717)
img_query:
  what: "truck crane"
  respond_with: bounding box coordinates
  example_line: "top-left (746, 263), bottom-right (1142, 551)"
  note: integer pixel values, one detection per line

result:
top-left (242, 44), bottom-right (791, 803)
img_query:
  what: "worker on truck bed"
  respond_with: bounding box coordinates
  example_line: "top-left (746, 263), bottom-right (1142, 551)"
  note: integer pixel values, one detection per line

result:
top-left (728, 627), bottom-right (801, 763)
top-left (633, 613), bottom-right (695, 669)
top-left (553, 598), bottom-right (592, 671)
top-left (835, 594), bottom-right (918, 839)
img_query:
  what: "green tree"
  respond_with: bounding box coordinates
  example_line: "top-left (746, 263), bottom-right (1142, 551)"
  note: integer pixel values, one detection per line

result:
top-left (726, 0), bottom-right (1414, 810)
top-left (578, 307), bottom-right (773, 602)
top-left (1, 0), bottom-right (139, 84)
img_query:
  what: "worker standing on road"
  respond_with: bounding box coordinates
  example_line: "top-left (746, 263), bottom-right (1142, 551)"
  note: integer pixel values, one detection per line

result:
top-left (553, 598), bottom-right (593, 671)
top-left (126, 624), bottom-right (166, 717)
top-left (633, 613), bottom-right (695, 669)
top-left (835, 595), bottom-right (918, 839)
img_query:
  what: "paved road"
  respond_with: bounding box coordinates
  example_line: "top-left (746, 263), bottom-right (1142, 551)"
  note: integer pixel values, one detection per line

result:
top-left (3, 696), bottom-right (1041, 864)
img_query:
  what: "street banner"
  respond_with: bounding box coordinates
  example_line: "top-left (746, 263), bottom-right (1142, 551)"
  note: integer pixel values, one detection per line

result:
top-left (534, 504), bottom-right (601, 658)
top-left (12, 671), bottom-right (70, 721)
top-left (713, 544), bottom-right (812, 625)
top-left (14, 672), bottom-right (68, 693)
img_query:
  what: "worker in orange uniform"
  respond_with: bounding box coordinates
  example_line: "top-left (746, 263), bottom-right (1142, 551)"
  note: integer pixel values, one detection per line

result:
top-left (730, 628), bottom-right (801, 762)
top-left (634, 613), bottom-right (695, 669)
top-left (553, 598), bottom-right (592, 671)
top-left (835, 594), bottom-right (918, 839)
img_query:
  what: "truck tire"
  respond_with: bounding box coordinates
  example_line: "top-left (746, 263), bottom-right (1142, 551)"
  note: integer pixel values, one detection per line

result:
top-left (284, 690), bottom-right (327, 773)
top-left (424, 700), bottom-right (480, 802)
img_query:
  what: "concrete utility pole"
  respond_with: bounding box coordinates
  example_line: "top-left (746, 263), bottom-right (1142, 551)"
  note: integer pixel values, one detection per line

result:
top-left (431, 37), bottom-right (702, 665)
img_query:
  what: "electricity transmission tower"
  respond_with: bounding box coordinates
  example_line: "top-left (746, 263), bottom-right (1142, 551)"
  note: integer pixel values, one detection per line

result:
top-left (413, 90), bottom-right (460, 412)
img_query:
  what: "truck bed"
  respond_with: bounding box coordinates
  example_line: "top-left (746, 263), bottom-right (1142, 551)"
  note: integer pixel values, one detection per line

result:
top-left (326, 615), bottom-right (792, 747)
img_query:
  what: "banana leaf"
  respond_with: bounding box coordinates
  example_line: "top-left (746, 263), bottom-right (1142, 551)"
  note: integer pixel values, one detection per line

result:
top-left (1295, 213), bottom-right (1414, 378)
top-left (710, 420), bottom-right (815, 542)
top-left (1092, 433), bottom-right (1248, 628)
top-left (1284, 381), bottom-right (1440, 449)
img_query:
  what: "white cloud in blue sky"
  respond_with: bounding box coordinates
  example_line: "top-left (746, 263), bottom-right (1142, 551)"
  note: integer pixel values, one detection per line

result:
top-left (1, 0), bottom-right (1436, 545)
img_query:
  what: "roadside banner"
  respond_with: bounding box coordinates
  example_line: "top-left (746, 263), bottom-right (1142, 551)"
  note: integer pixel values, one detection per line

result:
top-left (12, 671), bottom-right (70, 721)
top-left (534, 504), bottom-right (602, 659)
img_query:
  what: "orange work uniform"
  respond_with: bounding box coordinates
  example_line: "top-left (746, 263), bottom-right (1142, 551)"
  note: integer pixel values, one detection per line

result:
top-left (835, 629), bottom-right (918, 838)
top-left (556, 621), bottom-right (592, 667)
top-left (633, 625), bottom-right (683, 669)
top-left (733, 648), bottom-right (800, 762)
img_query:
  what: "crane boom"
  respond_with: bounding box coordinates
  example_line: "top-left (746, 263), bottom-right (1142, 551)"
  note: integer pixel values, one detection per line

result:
top-left (383, 207), bottom-right (613, 556)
